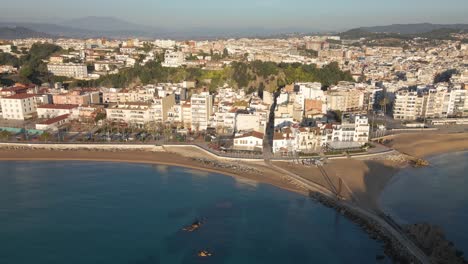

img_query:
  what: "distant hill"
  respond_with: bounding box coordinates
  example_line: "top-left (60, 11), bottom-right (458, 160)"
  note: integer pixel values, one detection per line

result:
top-left (0, 26), bottom-right (54, 39)
top-left (0, 16), bottom-right (323, 39)
top-left (340, 23), bottom-right (468, 40)
top-left (358, 23), bottom-right (468, 35)
top-left (61, 16), bottom-right (161, 33)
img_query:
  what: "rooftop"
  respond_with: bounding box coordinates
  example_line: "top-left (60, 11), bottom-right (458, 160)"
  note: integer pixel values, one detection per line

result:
top-left (3, 93), bottom-right (37, 100)
top-left (37, 104), bottom-right (79, 110)
top-left (38, 114), bottom-right (70, 125)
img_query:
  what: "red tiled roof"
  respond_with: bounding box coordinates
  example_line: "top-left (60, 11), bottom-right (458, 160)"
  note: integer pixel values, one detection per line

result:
top-left (37, 104), bottom-right (79, 110)
top-left (273, 132), bottom-right (293, 140)
top-left (39, 114), bottom-right (69, 125)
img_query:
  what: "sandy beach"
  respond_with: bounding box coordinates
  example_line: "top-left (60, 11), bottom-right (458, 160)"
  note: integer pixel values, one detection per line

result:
top-left (385, 132), bottom-right (468, 158)
top-left (0, 132), bottom-right (467, 213)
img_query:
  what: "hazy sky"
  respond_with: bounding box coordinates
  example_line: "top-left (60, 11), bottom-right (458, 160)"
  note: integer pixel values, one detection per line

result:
top-left (2, 0), bottom-right (468, 30)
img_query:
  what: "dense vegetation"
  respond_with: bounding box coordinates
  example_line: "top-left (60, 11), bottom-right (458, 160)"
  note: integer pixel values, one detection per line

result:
top-left (0, 52), bottom-right (20, 67)
top-left (0, 43), bottom-right (62, 84)
top-left (94, 60), bottom-right (353, 93)
top-left (18, 43), bottom-right (62, 83)
top-left (1, 43), bottom-right (353, 92)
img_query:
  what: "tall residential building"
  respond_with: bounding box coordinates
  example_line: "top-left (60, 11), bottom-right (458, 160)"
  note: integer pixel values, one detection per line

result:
top-left (394, 86), bottom-right (468, 120)
top-left (191, 92), bottom-right (213, 131)
top-left (326, 89), bottom-right (365, 112)
top-left (393, 88), bottom-right (424, 120)
top-left (152, 94), bottom-right (176, 122)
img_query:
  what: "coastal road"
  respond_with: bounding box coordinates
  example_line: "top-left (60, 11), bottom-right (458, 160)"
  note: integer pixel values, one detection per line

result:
top-left (267, 161), bottom-right (431, 264)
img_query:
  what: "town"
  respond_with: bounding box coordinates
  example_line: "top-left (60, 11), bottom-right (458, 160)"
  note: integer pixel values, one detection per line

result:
top-left (0, 34), bottom-right (467, 158)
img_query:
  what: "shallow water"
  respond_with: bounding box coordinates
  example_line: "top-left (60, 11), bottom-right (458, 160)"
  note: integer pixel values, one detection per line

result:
top-left (381, 151), bottom-right (468, 253)
top-left (0, 161), bottom-right (388, 264)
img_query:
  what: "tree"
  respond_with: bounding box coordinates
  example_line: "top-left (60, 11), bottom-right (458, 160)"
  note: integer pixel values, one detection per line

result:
top-left (94, 112), bottom-right (106, 123)
top-left (0, 130), bottom-right (12, 141)
top-left (222, 48), bottom-right (229, 58)
top-left (39, 132), bottom-right (52, 142)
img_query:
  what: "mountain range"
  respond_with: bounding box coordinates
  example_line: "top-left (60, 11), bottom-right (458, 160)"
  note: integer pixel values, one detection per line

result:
top-left (0, 17), bottom-right (467, 40)
top-left (353, 23), bottom-right (468, 35)
top-left (0, 26), bottom-right (54, 40)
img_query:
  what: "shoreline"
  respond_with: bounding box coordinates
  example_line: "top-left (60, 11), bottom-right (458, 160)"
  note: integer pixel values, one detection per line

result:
top-left (1, 132), bottom-right (468, 263)
top-left (0, 148), bottom-right (308, 196)
top-left (0, 147), bottom-right (427, 263)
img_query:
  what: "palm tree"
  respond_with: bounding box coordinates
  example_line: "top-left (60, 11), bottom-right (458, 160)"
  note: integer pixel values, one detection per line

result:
top-left (379, 97), bottom-right (389, 127)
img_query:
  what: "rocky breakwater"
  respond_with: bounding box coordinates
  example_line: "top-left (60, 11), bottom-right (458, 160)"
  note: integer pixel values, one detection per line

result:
top-left (404, 223), bottom-right (467, 264)
top-left (0, 143), bottom-right (164, 152)
top-left (192, 158), bottom-right (264, 175)
top-left (308, 191), bottom-right (422, 264)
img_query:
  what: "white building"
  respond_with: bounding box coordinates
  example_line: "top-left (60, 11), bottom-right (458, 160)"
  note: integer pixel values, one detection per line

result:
top-left (273, 128), bottom-right (295, 153)
top-left (0, 44), bottom-right (12, 53)
top-left (162, 50), bottom-right (185, 68)
top-left (0, 94), bottom-right (37, 120)
top-left (233, 131), bottom-right (264, 151)
top-left (37, 104), bottom-right (79, 119)
top-left (191, 92), bottom-right (213, 130)
top-left (329, 115), bottom-right (369, 148)
top-left (295, 127), bottom-right (321, 153)
top-left (106, 102), bottom-right (153, 126)
top-left (295, 82), bottom-right (324, 100)
top-left (47, 63), bottom-right (88, 78)
top-left (36, 114), bottom-right (70, 131)
top-left (235, 112), bottom-right (267, 133)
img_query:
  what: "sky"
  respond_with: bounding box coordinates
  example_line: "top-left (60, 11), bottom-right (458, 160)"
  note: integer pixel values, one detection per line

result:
top-left (2, 0), bottom-right (468, 31)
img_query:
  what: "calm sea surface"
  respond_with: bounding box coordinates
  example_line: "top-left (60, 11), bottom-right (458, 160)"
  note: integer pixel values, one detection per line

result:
top-left (381, 151), bottom-right (468, 253)
top-left (0, 161), bottom-right (388, 264)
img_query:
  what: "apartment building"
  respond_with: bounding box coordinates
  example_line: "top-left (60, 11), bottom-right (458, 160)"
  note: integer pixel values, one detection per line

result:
top-left (191, 92), bottom-right (213, 130)
top-left (106, 102), bottom-right (153, 125)
top-left (0, 94), bottom-right (37, 120)
top-left (47, 63), bottom-right (88, 78)
top-left (394, 86), bottom-right (468, 120)
top-left (326, 88), bottom-right (365, 112)
top-left (152, 94), bottom-right (176, 122)
top-left (53, 90), bottom-right (100, 105)
top-left (393, 88), bottom-right (424, 120)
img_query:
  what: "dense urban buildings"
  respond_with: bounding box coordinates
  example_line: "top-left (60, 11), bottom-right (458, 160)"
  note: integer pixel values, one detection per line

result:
top-left (0, 31), bottom-right (467, 154)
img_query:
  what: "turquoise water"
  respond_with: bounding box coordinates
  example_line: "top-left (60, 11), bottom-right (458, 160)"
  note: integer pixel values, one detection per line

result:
top-left (0, 161), bottom-right (388, 264)
top-left (381, 151), bottom-right (468, 254)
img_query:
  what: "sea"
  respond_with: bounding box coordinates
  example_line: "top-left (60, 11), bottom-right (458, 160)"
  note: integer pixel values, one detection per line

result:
top-left (381, 151), bottom-right (468, 254)
top-left (0, 161), bottom-right (389, 264)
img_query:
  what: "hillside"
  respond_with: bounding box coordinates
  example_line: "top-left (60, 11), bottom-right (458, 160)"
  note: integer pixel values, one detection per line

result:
top-left (0, 26), bottom-right (54, 39)
top-left (340, 24), bottom-right (468, 40)
top-left (358, 23), bottom-right (468, 35)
